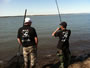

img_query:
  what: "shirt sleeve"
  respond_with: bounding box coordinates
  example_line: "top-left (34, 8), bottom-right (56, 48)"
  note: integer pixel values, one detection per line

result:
top-left (68, 30), bottom-right (71, 37)
top-left (54, 30), bottom-right (62, 37)
top-left (17, 28), bottom-right (21, 38)
top-left (33, 28), bottom-right (37, 37)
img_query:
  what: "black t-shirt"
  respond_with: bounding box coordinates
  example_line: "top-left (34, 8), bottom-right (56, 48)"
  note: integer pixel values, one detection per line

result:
top-left (54, 29), bottom-right (71, 49)
top-left (17, 25), bottom-right (37, 47)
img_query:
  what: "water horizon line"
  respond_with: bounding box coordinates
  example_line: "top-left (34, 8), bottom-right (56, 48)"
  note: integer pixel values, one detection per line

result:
top-left (0, 13), bottom-right (90, 18)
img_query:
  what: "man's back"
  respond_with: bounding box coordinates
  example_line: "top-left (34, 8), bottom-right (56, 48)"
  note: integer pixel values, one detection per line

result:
top-left (54, 29), bottom-right (71, 49)
top-left (17, 25), bottom-right (37, 47)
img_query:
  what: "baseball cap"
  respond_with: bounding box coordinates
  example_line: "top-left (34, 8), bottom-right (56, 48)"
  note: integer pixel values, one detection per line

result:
top-left (24, 17), bottom-right (32, 24)
top-left (60, 21), bottom-right (67, 28)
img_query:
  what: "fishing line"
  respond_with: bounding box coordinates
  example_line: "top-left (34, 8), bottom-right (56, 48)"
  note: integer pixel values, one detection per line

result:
top-left (55, 0), bottom-right (62, 23)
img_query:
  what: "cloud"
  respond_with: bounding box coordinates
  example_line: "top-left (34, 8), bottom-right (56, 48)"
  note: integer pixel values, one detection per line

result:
top-left (4, 0), bottom-right (12, 3)
top-left (0, 0), bottom-right (12, 3)
top-left (0, 0), bottom-right (12, 6)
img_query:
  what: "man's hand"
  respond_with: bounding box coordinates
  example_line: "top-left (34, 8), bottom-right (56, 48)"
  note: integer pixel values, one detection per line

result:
top-left (17, 38), bottom-right (22, 46)
top-left (52, 28), bottom-right (60, 36)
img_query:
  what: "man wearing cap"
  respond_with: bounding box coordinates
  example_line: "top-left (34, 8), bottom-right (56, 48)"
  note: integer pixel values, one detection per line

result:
top-left (17, 17), bottom-right (38, 68)
top-left (52, 22), bottom-right (71, 68)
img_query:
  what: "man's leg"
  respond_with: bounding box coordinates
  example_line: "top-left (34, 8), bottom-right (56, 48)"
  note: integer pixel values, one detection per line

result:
top-left (57, 49), bottom-right (64, 68)
top-left (29, 46), bottom-right (37, 68)
top-left (63, 48), bottom-right (71, 68)
top-left (23, 47), bottom-right (29, 68)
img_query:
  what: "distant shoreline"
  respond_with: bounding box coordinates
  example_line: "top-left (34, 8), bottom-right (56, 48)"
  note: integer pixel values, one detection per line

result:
top-left (0, 13), bottom-right (90, 18)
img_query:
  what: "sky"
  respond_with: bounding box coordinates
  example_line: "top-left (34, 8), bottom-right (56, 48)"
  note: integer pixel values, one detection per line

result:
top-left (0, 0), bottom-right (90, 16)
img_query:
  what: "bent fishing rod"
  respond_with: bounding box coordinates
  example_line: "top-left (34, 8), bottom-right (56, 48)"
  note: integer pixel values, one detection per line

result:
top-left (55, 0), bottom-right (62, 23)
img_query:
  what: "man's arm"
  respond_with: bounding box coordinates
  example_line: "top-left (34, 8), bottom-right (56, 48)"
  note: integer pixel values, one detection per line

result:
top-left (17, 38), bottom-right (22, 45)
top-left (17, 28), bottom-right (22, 45)
top-left (35, 37), bottom-right (38, 47)
top-left (52, 28), bottom-right (60, 36)
top-left (33, 28), bottom-right (38, 47)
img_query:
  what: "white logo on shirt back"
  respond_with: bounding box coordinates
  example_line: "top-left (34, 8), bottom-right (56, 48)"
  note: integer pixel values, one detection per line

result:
top-left (22, 29), bottom-right (31, 42)
top-left (61, 31), bottom-right (68, 42)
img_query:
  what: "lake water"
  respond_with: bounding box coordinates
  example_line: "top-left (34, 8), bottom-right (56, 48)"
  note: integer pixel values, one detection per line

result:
top-left (0, 14), bottom-right (90, 60)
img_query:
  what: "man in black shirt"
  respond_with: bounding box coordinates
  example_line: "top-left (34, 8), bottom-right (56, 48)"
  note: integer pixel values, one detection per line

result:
top-left (52, 22), bottom-right (71, 68)
top-left (17, 17), bottom-right (38, 68)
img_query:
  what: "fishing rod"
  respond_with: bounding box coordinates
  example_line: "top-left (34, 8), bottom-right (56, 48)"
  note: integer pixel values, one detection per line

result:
top-left (16, 9), bottom-right (27, 67)
top-left (17, 9), bottom-right (27, 56)
top-left (18, 9), bottom-right (27, 55)
top-left (23, 9), bottom-right (27, 26)
top-left (55, 0), bottom-right (62, 23)
top-left (8, 9), bottom-right (27, 67)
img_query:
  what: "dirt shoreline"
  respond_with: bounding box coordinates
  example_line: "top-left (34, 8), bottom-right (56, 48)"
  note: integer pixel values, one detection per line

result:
top-left (0, 39), bottom-right (90, 68)
top-left (0, 51), bottom-right (90, 68)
